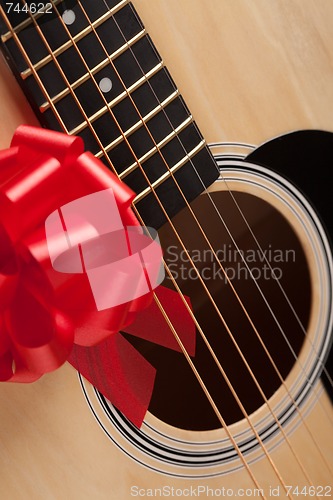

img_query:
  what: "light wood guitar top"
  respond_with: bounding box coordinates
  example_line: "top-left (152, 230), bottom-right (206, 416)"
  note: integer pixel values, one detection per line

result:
top-left (0, 1), bottom-right (332, 498)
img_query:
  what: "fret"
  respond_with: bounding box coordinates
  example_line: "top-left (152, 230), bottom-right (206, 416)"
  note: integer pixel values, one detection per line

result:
top-left (104, 114), bottom-right (194, 175)
top-left (20, 1), bottom-right (128, 78)
top-left (79, 0), bottom-right (109, 23)
top-left (24, 63), bottom-right (62, 107)
top-left (113, 36), bottom-right (161, 89)
top-left (146, 109), bottom-right (175, 144)
top-left (36, 7), bottom-right (71, 52)
top-left (133, 140), bottom-right (206, 204)
top-left (133, 146), bottom-right (219, 229)
top-left (148, 67), bottom-right (178, 104)
top-left (117, 116), bottom-right (193, 178)
top-left (138, 117), bottom-right (194, 166)
top-left (122, 166), bottom-right (152, 195)
top-left (114, 90), bottom-right (181, 146)
top-left (84, 90), bottom-right (178, 158)
top-left (168, 95), bottom-right (191, 124)
top-left (55, 93), bottom-right (87, 131)
top-left (142, 90), bottom-right (179, 121)
top-left (57, 44), bottom-right (86, 83)
top-left (148, 96), bottom-right (191, 142)
top-left (90, 111), bottom-right (121, 152)
top-left (126, 126), bottom-right (155, 162)
top-left (17, 19), bottom-right (49, 66)
top-left (68, 62), bottom-right (163, 135)
top-left (122, 151), bottom-right (168, 194)
top-left (0, 0), bottom-right (63, 40)
top-left (130, 67), bottom-right (177, 118)
top-left (97, 2), bottom-right (143, 55)
top-left (106, 140), bottom-right (136, 176)
top-left (0, 5), bottom-right (28, 36)
top-left (153, 121), bottom-right (199, 173)
top-left (38, 29), bottom-right (146, 109)
top-left (117, 122), bottom-right (203, 195)
top-left (131, 80), bottom-right (160, 118)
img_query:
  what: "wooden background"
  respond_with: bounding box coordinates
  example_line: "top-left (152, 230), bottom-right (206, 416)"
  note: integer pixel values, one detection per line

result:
top-left (0, 1), bottom-right (332, 498)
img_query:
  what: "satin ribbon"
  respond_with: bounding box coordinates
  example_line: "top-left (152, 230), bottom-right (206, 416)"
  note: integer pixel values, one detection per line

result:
top-left (0, 125), bottom-right (195, 426)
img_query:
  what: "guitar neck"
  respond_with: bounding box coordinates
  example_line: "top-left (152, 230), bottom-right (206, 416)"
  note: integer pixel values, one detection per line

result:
top-left (0, 0), bottom-right (219, 228)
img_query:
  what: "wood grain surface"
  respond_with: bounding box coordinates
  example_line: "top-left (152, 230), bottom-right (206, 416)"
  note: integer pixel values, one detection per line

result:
top-left (0, 1), bottom-right (332, 498)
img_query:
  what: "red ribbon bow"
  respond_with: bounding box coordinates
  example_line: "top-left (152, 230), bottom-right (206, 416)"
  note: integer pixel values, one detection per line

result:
top-left (0, 126), bottom-right (195, 426)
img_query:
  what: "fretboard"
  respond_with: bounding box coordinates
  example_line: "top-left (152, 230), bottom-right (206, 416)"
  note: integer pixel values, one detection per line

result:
top-left (0, 0), bottom-right (219, 228)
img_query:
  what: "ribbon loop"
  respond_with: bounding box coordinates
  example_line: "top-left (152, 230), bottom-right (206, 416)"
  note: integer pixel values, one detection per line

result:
top-left (11, 125), bottom-right (84, 165)
top-left (0, 125), bottom-right (195, 427)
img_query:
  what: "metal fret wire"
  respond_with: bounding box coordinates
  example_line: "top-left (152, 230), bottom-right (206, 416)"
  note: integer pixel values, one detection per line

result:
top-left (38, 29), bottom-right (148, 108)
top-left (37, 30), bottom-right (149, 109)
top-left (1, 0), bottom-right (330, 488)
top-left (1, 0), bottom-right (63, 40)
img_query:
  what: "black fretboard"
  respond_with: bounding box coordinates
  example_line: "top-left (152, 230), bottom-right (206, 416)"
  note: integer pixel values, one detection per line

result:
top-left (0, 0), bottom-right (219, 228)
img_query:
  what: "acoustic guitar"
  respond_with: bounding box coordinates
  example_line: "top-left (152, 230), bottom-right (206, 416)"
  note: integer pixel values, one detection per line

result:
top-left (0, 1), bottom-right (332, 498)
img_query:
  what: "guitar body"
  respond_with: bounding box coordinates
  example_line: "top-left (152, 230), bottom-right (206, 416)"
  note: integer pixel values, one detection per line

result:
top-left (0, 1), bottom-right (332, 498)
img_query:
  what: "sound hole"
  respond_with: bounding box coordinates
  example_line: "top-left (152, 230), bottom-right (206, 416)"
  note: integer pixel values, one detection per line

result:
top-left (124, 190), bottom-right (311, 430)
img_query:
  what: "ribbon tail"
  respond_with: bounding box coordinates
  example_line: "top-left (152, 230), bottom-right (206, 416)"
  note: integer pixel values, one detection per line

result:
top-left (122, 285), bottom-right (196, 357)
top-left (68, 332), bottom-right (156, 427)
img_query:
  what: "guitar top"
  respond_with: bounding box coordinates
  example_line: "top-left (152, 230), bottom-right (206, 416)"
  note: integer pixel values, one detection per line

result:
top-left (0, 1), bottom-right (332, 498)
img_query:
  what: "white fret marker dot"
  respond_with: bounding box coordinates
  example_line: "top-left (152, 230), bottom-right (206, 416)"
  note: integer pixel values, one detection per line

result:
top-left (99, 77), bottom-right (113, 93)
top-left (62, 10), bottom-right (76, 25)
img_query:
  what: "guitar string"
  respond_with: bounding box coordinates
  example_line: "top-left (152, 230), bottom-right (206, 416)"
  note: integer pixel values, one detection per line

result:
top-left (209, 142), bottom-right (333, 392)
top-left (54, 0), bottom-right (330, 485)
top-left (210, 147), bottom-right (333, 393)
top-left (2, 0), bottom-right (328, 486)
top-left (1, 4), bottom-right (267, 495)
top-left (224, 183), bottom-right (333, 388)
top-left (18, 0), bottom-right (331, 487)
